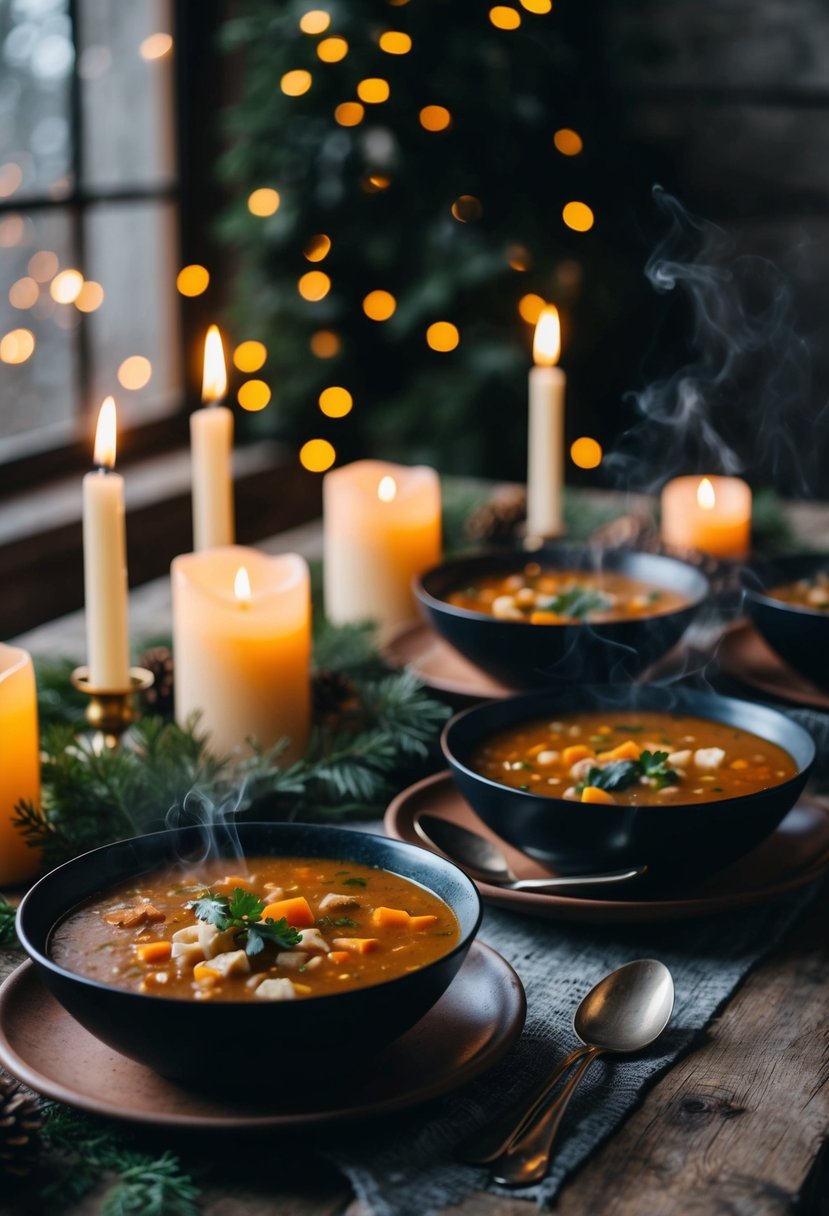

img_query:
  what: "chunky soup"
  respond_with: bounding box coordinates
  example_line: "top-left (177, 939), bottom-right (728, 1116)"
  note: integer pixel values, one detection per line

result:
top-left (445, 565), bottom-right (687, 624)
top-left (769, 572), bottom-right (829, 612)
top-left (51, 856), bottom-right (460, 1001)
top-left (470, 712), bottom-right (798, 807)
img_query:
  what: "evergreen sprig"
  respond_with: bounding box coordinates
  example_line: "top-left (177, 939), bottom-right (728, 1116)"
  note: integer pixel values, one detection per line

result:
top-left (0, 895), bottom-right (18, 948)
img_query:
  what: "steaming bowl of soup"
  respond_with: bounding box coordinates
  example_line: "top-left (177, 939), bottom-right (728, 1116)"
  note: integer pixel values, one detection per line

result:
top-left (743, 554), bottom-right (829, 691)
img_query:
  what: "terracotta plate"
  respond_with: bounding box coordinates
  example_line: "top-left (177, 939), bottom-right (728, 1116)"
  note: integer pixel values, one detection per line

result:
top-left (718, 621), bottom-right (829, 710)
top-left (385, 772), bottom-right (829, 923)
top-left (0, 943), bottom-right (525, 1131)
top-left (382, 620), bottom-right (518, 702)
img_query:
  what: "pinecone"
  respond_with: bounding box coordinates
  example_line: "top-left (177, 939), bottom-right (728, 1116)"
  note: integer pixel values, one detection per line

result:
top-left (465, 486), bottom-right (527, 544)
top-left (312, 669), bottom-right (358, 721)
top-left (0, 1074), bottom-right (41, 1183)
top-left (138, 645), bottom-right (175, 717)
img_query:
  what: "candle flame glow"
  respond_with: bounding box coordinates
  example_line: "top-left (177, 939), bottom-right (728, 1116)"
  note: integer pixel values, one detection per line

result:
top-left (202, 324), bottom-right (228, 404)
top-left (234, 566), bottom-right (252, 605)
top-left (533, 306), bottom-right (561, 367)
top-left (93, 396), bottom-right (117, 469)
top-left (377, 475), bottom-right (397, 503)
top-left (697, 477), bottom-right (716, 510)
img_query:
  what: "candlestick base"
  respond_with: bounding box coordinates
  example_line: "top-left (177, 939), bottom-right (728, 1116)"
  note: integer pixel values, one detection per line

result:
top-left (520, 525), bottom-right (567, 551)
top-left (70, 667), bottom-right (155, 750)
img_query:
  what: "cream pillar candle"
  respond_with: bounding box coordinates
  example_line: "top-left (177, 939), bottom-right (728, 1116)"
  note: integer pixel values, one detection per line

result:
top-left (526, 305), bottom-right (566, 538)
top-left (172, 546), bottom-right (310, 760)
top-left (0, 644), bottom-right (40, 885)
top-left (191, 324), bottom-right (235, 551)
top-left (83, 397), bottom-right (130, 689)
top-left (323, 460), bottom-right (442, 634)
top-left (661, 475), bottom-right (752, 559)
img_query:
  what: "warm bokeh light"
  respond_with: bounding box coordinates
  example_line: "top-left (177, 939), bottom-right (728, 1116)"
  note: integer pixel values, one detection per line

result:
top-left (489, 5), bottom-right (521, 28)
top-left (299, 9), bottom-right (330, 34)
top-left (233, 340), bottom-right (267, 373)
top-left (319, 386), bottom-right (353, 417)
top-left (562, 200), bottom-right (594, 232)
top-left (697, 477), bottom-right (716, 510)
top-left (507, 244), bottom-right (531, 272)
top-left (520, 0), bottom-right (552, 11)
top-left (310, 329), bottom-right (341, 358)
top-left (298, 270), bottom-right (331, 301)
top-left (202, 324), bottom-right (227, 403)
top-left (9, 277), bottom-right (38, 309)
top-left (237, 379), bottom-right (272, 411)
top-left (247, 188), bottom-right (280, 217)
top-left (518, 292), bottom-right (545, 324)
top-left (426, 321), bottom-right (460, 352)
top-left (451, 194), bottom-right (483, 223)
top-left (357, 77), bottom-right (390, 103)
top-left (362, 290), bottom-right (396, 320)
top-left (570, 436), bottom-right (602, 469)
top-left (554, 128), bottom-right (583, 156)
top-left (234, 566), bottom-right (252, 605)
top-left (75, 280), bottom-right (104, 312)
top-left (118, 355), bottom-right (152, 390)
top-left (419, 105), bottom-right (451, 132)
top-left (334, 101), bottom-right (364, 126)
top-left (377, 475), bottom-right (397, 503)
top-left (303, 233), bottom-right (331, 262)
top-left (362, 173), bottom-right (391, 193)
top-left (317, 36), bottom-right (348, 61)
top-left (50, 269), bottom-right (83, 303)
top-left (281, 69), bottom-right (313, 96)
top-left (28, 250), bottom-right (58, 282)
top-left (93, 396), bottom-right (117, 468)
top-left (533, 306), bottom-right (561, 366)
top-left (0, 215), bottom-right (25, 247)
top-left (0, 328), bottom-right (35, 364)
top-left (176, 264), bottom-right (210, 296)
top-left (0, 162), bottom-right (22, 198)
top-left (139, 32), bottom-right (173, 60)
top-left (379, 30), bottom-right (412, 53)
top-left (300, 438), bottom-right (336, 472)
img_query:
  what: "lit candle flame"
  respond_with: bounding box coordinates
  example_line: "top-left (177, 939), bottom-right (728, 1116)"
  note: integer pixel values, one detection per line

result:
top-left (697, 477), bottom-right (716, 510)
top-left (533, 305), bottom-right (561, 367)
top-left (202, 324), bottom-right (228, 404)
top-left (377, 475), bottom-right (397, 503)
top-left (234, 565), bottom-right (252, 605)
top-left (93, 396), bottom-right (117, 469)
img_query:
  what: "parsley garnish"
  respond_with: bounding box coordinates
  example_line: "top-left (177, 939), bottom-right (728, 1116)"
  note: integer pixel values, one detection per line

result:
top-left (343, 877), bottom-right (367, 887)
top-left (576, 750), bottom-right (678, 795)
top-left (188, 888), bottom-right (302, 957)
top-left (536, 586), bottom-right (612, 621)
top-left (316, 915), bottom-right (358, 928)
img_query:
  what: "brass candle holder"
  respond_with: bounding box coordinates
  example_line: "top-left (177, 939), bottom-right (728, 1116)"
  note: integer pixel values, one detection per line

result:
top-left (70, 666), bottom-right (155, 750)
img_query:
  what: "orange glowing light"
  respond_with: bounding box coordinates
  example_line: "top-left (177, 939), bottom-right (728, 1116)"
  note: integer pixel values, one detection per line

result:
top-left (334, 101), bottom-right (364, 126)
top-left (300, 438), bottom-right (336, 472)
top-left (489, 6), bottom-right (521, 29)
top-left (562, 200), bottom-right (594, 232)
top-left (533, 306), bottom-right (561, 366)
top-left (50, 269), bottom-right (84, 304)
top-left (177, 264), bottom-right (210, 296)
top-left (554, 128), bottom-right (583, 156)
top-left (0, 328), bottom-right (35, 364)
top-left (281, 70), bottom-right (313, 96)
top-left (451, 194), bottom-right (483, 223)
top-left (248, 188), bottom-right (280, 217)
top-left (237, 380), bottom-right (271, 412)
top-left (202, 324), bottom-right (228, 403)
top-left (571, 437), bottom-right (602, 469)
top-left (140, 32), bottom-right (173, 60)
top-left (298, 271), bottom-right (331, 301)
top-left (75, 280), bottom-right (104, 312)
top-left (234, 566), bottom-right (252, 605)
top-left (518, 292), bottom-right (545, 324)
top-left (9, 277), bottom-right (38, 309)
top-left (379, 31), bottom-right (412, 53)
top-left (378, 475), bottom-right (397, 503)
top-left (118, 355), bottom-right (152, 390)
top-left (507, 244), bottom-right (531, 272)
top-left (357, 78), bottom-right (390, 103)
top-left (362, 290), bottom-right (396, 321)
top-left (362, 173), bottom-right (391, 192)
top-left (319, 386), bottom-right (352, 417)
top-left (317, 36), bottom-right (348, 61)
top-left (299, 10), bottom-right (330, 34)
top-left (233, 340), bottom-right (267, 373)
top-left (426, 321), bottom-right (459, 352)
top-left (93, 396), bottom-right (117, 469)
top-left (303, 233), bottom-right (331, 262)
top-left (310, 330), bottom-right (341, 358)
top-left (419, 105), bottom-right (451, 132)
top-left (28, 250), bottom-right (58, 282)
top-left (697, 478), bottom-right (716, 510)
top-left (520, 0), bottom-right (552, 11)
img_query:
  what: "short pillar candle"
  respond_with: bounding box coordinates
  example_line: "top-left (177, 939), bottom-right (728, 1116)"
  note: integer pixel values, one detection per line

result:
top-left (661, 475), bottom-right (752, 560)
top-left (0, 644), bottom-right (40, 886)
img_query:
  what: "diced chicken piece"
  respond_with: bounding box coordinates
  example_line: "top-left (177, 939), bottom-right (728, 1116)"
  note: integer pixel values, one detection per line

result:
top-left (535, 750), bottom-right (560, 767)
top-left (263, 884), bottom-right (284, 900)
top-left (693, 747), bottom-right (726, 772)
top-left (296, 927), bottom-right (329, 955)
top-left (104, 903), bottom-right (165, 929)
top-left (304, 956), bottom-right (323, 971)
top-left (172, 941), bottom-right (204, 969)
top-left (275, 951), bottom-right (309, 970)
top-left (563, 786), bottom-right (579, 799)
top-left (207, 949), bottom-right (250, 978)
top-left (569, 757), bottom-right (595, 782)
top-left (198, 922), bottom-right (238, 958)
top-left (660, 786), bottom-right (680, 796)
top-left (255, 978), bottom-right (297, 1001)
top-left (171, 925), bottom-right (201, 944)
top-left (807, 587), bottom-right (829, 608)
top-left (492, 595), bottom-right (523, 621)
top-left (514, 587), bottom-right (536, 607)
top-left (667, 750), bottom-right (692, 768)
top-left (318, 892), bottom-right (361, 912)
top-left (245, 974), bottom-right (266, 990)
top-left (213, 874), bottom-right (257, 893)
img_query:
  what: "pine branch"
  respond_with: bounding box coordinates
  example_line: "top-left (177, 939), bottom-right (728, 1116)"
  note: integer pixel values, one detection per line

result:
top-left (0, 896), bottom-right (19, 948)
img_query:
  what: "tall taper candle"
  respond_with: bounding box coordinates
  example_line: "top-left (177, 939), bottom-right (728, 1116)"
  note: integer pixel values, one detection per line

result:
top-left (82, 397), bottom-right (130, 689)
top-left (526, 305), bottom-right (565, 538)
top-left (191, 324), bottom-right (235, 551)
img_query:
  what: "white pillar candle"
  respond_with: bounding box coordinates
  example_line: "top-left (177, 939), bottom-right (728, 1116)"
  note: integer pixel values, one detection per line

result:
top-left (661, 475), bottom-right (752, 560)
top-left (172, 546), bottom-right (311, 760)
top-left (191, 324), bottom-right (235, 551)
top-left (83, 397), bottom-right (131, 689)
top-left (323, 460), bottom-right (442, 635)
top-left (526, 305), bottom-right (566, 538)
top-left (0, 644), bottom-right (40, 885)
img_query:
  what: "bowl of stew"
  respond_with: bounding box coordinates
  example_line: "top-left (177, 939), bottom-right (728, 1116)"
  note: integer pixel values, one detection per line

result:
top-left (743, 554), bottom-right (829, 691)
top-left (414, 547), bottom-right (709, 688)
top-left (442, 686), bottom-right (814, 879)
top-left (16, 821), bottom-right (481, 1086)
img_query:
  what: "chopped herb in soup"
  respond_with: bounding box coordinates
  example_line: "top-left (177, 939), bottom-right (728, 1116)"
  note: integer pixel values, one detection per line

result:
top-left (445, 565), bottom-right (687, 624)
top-left (50, 857), bottom-right (459, 1001)
top-left (769, 572), bottom-right (829, 612)
top-left (470, 712), bottom-right (797, 807)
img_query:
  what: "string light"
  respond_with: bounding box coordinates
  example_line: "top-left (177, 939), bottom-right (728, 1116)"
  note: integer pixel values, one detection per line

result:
top-left (362, 290), bottom-right (396, 320)
top-left (451, 195), bottom-right (483, 222)
top-left (233, 340), bottom-right (267, 372)
top-left (317, 36), bottom-right (348, 62)
top-left (248, 188), bottom-right (280, 217)
top-left (362, 173), bottom-right (391, 193)
top-left (281, 69), bottom-right (313, 96)
top-left (0, 328), bottom-right (35, 363)
top-left (507, 244), bottom-right (531, 271)
top-left (310, 330), bottom-right (341, 357)
top-left (303, 233), bottom-right (331, 261)
top-left (489, 6), bottom-right (521, 28)
top-left (426, 322), bottom-right (459, 352)
top-left (176, 264), bottom-right (210, 296)
top-left (118, 355), bottom-right (152, 389)
top-left (299, 10), bottom-right (330, 34)
top-left (139, 32), bottom-right (173, 60)
top-left (50, 269), bottom-right (83, 303)
top-left (518, 293), bottom-right (545, 324)
top-left (300, 438), bottom-right (336, 472)
top-left (379, 31), bottom-right (412, 53)
top-left (9, 278), bottom-right (38, 309)
top-left (75, 280), bottom-right (104, 312)
top-left (419, 105), bottom-right (451, 132)
top-left (357, 78), bottom-right (390, 103)
top-left (554, 128), bottom-right (583, 156)
top-left (571, 437), bottom-right (602, 469)
top-left (319, 386), bottom-right (353, 417)
top-left (238, 380), bottom-right (271, 411)
top-left (298, 270), bottom-right (331, 300)
top-left (335, 101), bottom-right (364, 126)
top-left (520, 0), bottom-right (552, 11)
top-left (562, 200), bottom-right (594, 232)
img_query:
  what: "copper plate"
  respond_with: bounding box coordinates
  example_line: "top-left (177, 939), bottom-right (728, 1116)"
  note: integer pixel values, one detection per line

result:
top-left (382, 619), bottom-right (517, 701)
top-left (0, 943), bottom-right (524, 1131)
top-left (718, 620), bottom-right (829, 710)
top-left (385, 772), bottom-right (829, 923)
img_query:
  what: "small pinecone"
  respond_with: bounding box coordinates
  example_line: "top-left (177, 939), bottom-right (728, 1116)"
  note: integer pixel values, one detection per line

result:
top-left (465, 487), bottom-right (527, 544)
top-left (0, 1074), bottom-right (42, 1183)
top-left (138, 645), bottom-right (175, 717)
top-left (312, 669), bottom-right (358, 721)
top-left (590, 512), bottom-right (659, 551)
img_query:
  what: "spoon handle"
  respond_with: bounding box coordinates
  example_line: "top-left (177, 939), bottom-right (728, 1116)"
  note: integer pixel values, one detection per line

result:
top-left (508, 866), bottom-right (646, 891)
top-left (491, 1047), bottom-right (603, 1187)
top-left (457, 1045), bottom-right (589, 1164)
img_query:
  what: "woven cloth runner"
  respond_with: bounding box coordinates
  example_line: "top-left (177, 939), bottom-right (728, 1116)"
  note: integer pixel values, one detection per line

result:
top-left (325, 880), bottom-right (818, 1213)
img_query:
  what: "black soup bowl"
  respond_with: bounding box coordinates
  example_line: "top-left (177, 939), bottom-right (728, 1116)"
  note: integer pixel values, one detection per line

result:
top-left (442, 686), bottom-right (814, 881)
top-left (415, 547), bottom-right (709, 688)
top-left (743, 553), bottom-right (829, 691)
top-left (16, 822), bottom-right (481, 1087)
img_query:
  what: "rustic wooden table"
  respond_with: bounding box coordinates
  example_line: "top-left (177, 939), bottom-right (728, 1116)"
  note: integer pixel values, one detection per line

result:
top-left (3, 492), bottom-right (829, 1215)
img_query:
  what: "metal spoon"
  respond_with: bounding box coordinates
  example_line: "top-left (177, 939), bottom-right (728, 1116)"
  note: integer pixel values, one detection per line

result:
top-left (414, 814), bottom-right (646, 891)
top-left (487, 958), bottom-right (674, 1187)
